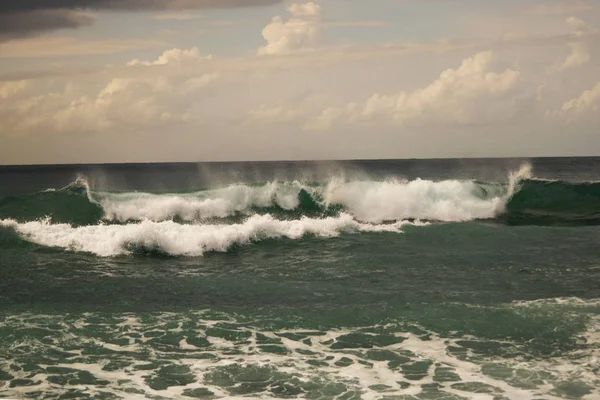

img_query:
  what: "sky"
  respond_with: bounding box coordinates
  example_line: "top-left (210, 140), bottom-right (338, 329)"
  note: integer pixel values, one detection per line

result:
top-left (0, 0), bottom-right (599, 164)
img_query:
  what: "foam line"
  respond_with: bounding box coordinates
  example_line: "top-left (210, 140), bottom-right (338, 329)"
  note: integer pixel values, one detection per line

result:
top-left (0, 214), bottom-right (413, 257)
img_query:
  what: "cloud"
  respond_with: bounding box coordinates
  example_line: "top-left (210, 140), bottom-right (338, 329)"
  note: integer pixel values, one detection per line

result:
top-left (0, 80), bottom-right (29, 100)
top-left (0, 0), bottom-right (282, 39)
top-left (247, 105), bottom-right (302, 123)
top-left (325, 21), bottom-right (389, 28)
top-left (560, 42), bottom-right (590, 70)
top-left (0, 37), bottom-right (166, 58)
top-left (523, 1), bottom-right (596, 15)
top-left (308, 51), bottom-right (521, 130)
top-left (0, 71), bottom-right (220, 136)
top-left (566, 16), bottom-right (598, 38)
top-left (548, 17), bottom-right (594, 72)
top-left (551, 82), bottom-right (600, 119)
top-left (0, 10), bottom-right (94, 41)
top-left (287, 2), bottom-right (321, 17)
top-left (0, 0), bottom-right (282, 13)
top-left (258, 2), bottom-right (322, 55)
top-left (152, 12), bottom-right (203, 20)
top-left (127, 47), bottom-right (212, 66)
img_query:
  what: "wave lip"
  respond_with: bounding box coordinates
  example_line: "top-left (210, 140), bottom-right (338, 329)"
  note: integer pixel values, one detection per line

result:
top-left (0, 214), bottom-right (414, 257)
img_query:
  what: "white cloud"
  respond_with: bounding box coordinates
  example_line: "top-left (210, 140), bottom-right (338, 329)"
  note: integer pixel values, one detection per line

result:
top-left (258, 2), bottom-right (322, 55)
top-left (0, 80), bottom-right (29, 100)
top-left (0, 71), bottom-right (219, 136)
top-left (524, 1), bottom-right (596, 15)
top-left (183, 73), bottom-right (220, 93)
top-left (128, 47), bottom-right (212, 66)
top-left (0, 37), bottom-right (165, 59)
top-left (549, 17), bottom-right (594, 72)
top-left (560, 42), bottom-right (590, 70)
top-left (308, 51), bottom-right (521, 130)
top-left (566, 16), bottom-right (598, 38)
top-left (247, 105), bottom-right (302, 123)
top-left (552, 81), bottom-right (600, 119)
top-left (287, 2), bottom-right (321, 17)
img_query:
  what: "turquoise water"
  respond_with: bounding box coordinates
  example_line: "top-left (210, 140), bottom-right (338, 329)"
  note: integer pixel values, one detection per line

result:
top-left (1, 158), bottom-right (599, 399)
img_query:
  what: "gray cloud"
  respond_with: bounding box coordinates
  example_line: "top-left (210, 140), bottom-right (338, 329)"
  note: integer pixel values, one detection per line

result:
top-left (0, 0), bottom-right (282, 40)
top-left (0, 0), bottom-right (282, 13)
top-left (0, 10), bottom-right (95, 41)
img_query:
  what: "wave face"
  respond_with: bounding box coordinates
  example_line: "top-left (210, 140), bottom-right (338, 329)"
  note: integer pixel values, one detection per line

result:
top-left (2, 164), bottom-right (600, 256)
top-left (0, 182), bottom-right (103, 226)
top-left (1, 165), bottom-right (599, 227)
top-left (0, 174), bottom-right (521, 223)
top-left (503, 180), bottom-right (600, 225)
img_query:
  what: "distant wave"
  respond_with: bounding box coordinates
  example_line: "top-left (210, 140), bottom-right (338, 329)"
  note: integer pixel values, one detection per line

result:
top-left (0, 214), bottom-right (417, 257)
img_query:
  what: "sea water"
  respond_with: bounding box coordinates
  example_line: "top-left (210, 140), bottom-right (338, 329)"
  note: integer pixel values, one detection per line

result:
top-left (0, 158), bottom-right (599, 399)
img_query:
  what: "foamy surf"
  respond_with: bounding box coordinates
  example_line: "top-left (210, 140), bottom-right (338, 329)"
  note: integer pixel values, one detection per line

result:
top-left (81, 164), bottom-right (531, 223)
top-left (95, 181), bottom-right (308, 222)
top-left (2, 159), bottom-right (600, 400)
top-left (0, 213), bottom-right (416, 257)
top-left (90, 180), bottom-right (513, 224)
top-left (1, 298), bottom-right (598, 400)
top-left (93, 179), bottom-right (509, 223)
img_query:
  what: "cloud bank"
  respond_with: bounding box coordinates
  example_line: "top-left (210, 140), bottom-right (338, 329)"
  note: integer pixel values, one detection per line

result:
top-left (308, 51), bottom-right (521, 129)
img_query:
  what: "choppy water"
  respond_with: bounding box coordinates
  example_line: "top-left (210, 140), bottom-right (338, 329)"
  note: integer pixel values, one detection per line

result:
top-left (1, 158), bottom-right (600, 399)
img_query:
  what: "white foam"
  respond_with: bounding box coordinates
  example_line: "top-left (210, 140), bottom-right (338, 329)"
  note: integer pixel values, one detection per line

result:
top-left (95, 182), bottom-right (306, 222)
top-left (81, 164), bottom-right (532, 224)
top-left (0, 214), bottom-right (410, 257)
top-left (323, 178), bottom-right (506, 223)
top-left (92, 179), bottom-right (506, 224)
top-left (2, 307), bottom-right (598, 400)
top-left (511, 296), bottom-right (600, 307)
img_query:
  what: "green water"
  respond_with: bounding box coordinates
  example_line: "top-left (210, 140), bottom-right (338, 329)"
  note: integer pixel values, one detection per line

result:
top-left (1, 158), bottom-right (600, 399)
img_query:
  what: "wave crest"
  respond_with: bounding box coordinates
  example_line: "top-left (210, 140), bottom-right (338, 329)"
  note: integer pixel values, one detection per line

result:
top-left (91, 177), bottom-right (513, 224)
top-left (97, 181), bottom-right (308, 222)
top-left (5, 164), bottom-right (598, 226)
top-left (0, 214), bottom-right (416, 257)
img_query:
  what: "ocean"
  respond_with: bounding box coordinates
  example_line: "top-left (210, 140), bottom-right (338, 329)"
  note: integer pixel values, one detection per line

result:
top-left (0, 157), bottom-right (599, 400)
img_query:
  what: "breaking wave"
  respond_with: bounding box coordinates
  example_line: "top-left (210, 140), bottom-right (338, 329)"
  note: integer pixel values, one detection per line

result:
top-left (2, 163), bottom-right (600, 256)
top-left (0, 214), bottom-right (416, 257)
top-left (0, 164), bottom-right (537, 225)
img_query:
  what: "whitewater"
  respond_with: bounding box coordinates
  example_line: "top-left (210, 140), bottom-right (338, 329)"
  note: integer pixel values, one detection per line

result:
top-left (0, 164), bottom-right (532, 257)
top-left (93, 165), bottom-right (529, 223)
top-left (2, 157), bottom-right (600, 400)
top-left (0, 214), bottom-right (421, 257)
